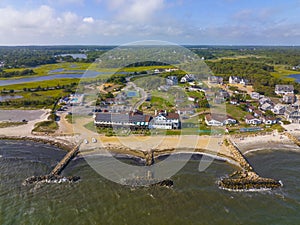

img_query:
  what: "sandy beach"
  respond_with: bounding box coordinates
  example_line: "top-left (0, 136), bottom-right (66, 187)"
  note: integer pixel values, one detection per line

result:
top-left (0, 109), bottom-right (300, 164)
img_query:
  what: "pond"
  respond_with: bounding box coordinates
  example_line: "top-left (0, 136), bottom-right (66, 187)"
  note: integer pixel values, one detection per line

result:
top-left (0, 71), bottom-right (108, 87)
top-left (57, 53), bottom-right (87, 59)
top-left (0, 95), bottom-right (23, 102)
top-left (288, 74), bottom-right (300, 83)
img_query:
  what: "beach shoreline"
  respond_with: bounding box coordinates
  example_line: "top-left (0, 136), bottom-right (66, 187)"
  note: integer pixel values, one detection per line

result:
top-left (0, 108), bottom-right (300, 166)
top-left (1, 131), bottom-right (299, 165)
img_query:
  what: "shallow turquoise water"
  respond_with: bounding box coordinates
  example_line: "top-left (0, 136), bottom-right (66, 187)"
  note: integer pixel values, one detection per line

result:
top-left (1, 140), bottom-right (300, 225)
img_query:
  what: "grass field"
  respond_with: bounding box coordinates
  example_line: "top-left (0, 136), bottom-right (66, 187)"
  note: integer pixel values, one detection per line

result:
top-left (225, 103), bottom-right (248, 121)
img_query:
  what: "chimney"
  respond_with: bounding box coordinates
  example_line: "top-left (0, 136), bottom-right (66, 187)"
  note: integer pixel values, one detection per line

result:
top-left (155, 110), bottom-right (157, 116)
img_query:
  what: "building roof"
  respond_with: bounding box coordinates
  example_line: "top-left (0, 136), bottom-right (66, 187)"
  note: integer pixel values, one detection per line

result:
top-left (95, 113), bottom-right (152, 123)
top-left (254, 110), bottom-right (263, 115)
top-left (166, 112), bottom-right (180, 120)
top-left (275, 85), bottom-right (294, 92)
top-left (245, 114), bottom-right (256, 120)
top-left (205, 114), bottom-right (234, 122)
top-left (263, 116), bottom-right (277, 121)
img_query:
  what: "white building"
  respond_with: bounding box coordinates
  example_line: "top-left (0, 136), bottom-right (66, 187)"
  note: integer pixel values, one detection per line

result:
top-left (229, 76), bottom-right (249, 85)
top-left (272, 104), bottom-right (286, 115)
top-left (166, 76), bottom-right (178, 86)
top-left (250, 92), bottom-right (260, 100)
top-left (284, 106), bottom-right (300, 123)
top-left (205, 114), bottom-right (237, 126)
top-left (275, 85), bottom-right (294, 95)
top-left (208, 76), bottom-right (223, 85)
top-left (260, 103), bottom-right (273, 111)
top-left (150, 112), bottom-right (180, 129)
top-left (245, 115), bottom-right (262, 125)
top-left (262, 116), bottom-right (277, 125)
top-left (282, 94), bottom-right (296, 104)
top-left (180, 74), bottom-right (195, 83)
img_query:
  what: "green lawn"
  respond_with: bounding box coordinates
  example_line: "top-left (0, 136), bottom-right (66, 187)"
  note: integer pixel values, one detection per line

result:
top-left (225, 103), bottom-right (248, 121)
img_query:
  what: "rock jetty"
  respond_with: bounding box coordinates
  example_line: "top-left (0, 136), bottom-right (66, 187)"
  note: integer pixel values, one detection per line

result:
top-left (23, 143), bottom-right (81, 185)
top-left (219, 139), bottom-right (282, 191)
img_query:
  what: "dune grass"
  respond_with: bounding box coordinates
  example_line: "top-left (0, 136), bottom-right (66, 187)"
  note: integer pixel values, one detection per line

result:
top-left (32, 120), bottom-right (58, 133)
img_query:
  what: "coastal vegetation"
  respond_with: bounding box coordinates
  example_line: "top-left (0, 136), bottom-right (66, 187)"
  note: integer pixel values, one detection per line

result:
top-left (0, 121), bottom-right (27, 128)
top-left (32, 120), bottom-right (58, 133)
top-left (1, 46), bottom-right (300, 136)
top-left (0, 79), bottom-right (79, 109)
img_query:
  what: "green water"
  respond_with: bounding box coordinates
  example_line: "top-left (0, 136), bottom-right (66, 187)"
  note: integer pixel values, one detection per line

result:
top-left (1, 140), bottom-right (300, 225)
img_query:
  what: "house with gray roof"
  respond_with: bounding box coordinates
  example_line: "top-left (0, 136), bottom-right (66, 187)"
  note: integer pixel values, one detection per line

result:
top-left (275, 85), bottom-right (294, 95)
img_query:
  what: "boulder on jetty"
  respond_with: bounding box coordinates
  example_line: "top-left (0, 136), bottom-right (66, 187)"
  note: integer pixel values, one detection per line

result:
top-left (221, 139), bottom-right (283, 191)
top-left (121, 177), bottom-right (173, 188)
top-left (23, 175), bottom-right (80, 185)
top-left (218, 171), bottom-right (282, 191)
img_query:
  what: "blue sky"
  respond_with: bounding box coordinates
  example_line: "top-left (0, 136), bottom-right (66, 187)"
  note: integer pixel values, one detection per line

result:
top-left (0, 0), bottom-right (299, 45)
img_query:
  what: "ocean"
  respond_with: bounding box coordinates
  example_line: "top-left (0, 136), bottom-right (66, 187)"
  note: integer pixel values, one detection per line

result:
top-left (1, 140), bottom-right (300, 225)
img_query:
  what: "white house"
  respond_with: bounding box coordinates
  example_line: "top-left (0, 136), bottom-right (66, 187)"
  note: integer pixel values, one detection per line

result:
top-left (250, 92), bottom-right (260, 100)
top-left (247, 105), bottom-right (256, 113)
top-left (230, 99), bottom-right (238, 105)
top-left (165, 68), bottom-right (178, 72)
top-left (272, 104), bottom-right (286, 115)
top-left (154, 69), bottom-right (164, 74)
top-left (262, 116), bottom-right (277, 125)
top-left (275, 85), bottom-right (294, 95)
top-left (253, 110), bottom-right (263, 118)
top-left (240, 78), bottom-right (249, 85)
top-left (180, 74), bottom-right (195, 83)
top-left (166, 76), bottom-right (178, 86)
top-left (229, 76), bottom-right (240, 84)
top-left (150, 112), bottom-right (180, 129)
top-left (205, 114), bottom-right (236, 126)
top-left (259, 97), bottom-right (271, 105)
top-left (208, 76), bottom-right (223, 85)
top-left (282, 94), bottom-right (296, 104)
top-left (229, 76), bottom-right (249, 85)
top-left (284, 106), bottom-right (300, 123)
top-left (260, 103), bottom-right (273, 111)
top-left (245, 115), bottom-right (262, 125)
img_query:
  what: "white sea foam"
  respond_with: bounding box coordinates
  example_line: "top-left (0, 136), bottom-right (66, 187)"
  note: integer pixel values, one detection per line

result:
top-left (219, 187), bottom-right (273, 192)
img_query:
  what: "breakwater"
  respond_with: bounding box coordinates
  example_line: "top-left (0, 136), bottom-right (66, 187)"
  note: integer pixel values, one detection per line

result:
top-left (284, 132), bottom-right (300, 147)
top-left (23, 143), bottom-right (81, 185)
top-left (219, 139), bottom-right (282, 191)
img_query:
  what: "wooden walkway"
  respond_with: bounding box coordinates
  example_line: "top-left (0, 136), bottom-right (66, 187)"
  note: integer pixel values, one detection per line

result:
top-left (284, 132), bottom-right (300, 147)
top-left (50, 143), bottom-right (81, 176)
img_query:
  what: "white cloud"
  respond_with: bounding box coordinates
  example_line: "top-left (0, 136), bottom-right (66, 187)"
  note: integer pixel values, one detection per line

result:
top-left (0, 3), bottom-right (299, 45)
top-left (103, 0), bottom-right (165, 23)
top-left (83, 17), bottom-right (95, 23)
top-left (48, 0), bottom-right (85, 5)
